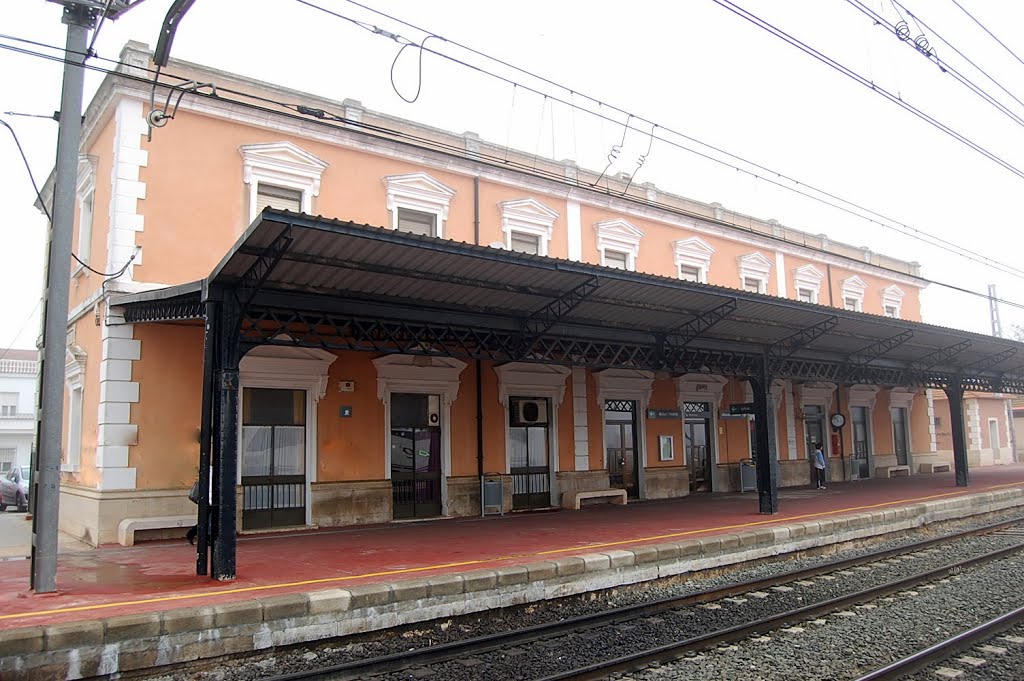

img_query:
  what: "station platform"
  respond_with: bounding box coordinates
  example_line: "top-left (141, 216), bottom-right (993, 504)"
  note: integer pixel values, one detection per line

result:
top-left (3, 465), bottom-right (1024, 679)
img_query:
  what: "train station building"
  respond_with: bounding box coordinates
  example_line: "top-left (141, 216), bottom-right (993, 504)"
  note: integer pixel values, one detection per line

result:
top-left (45, 43), bottom-right (1023, 578)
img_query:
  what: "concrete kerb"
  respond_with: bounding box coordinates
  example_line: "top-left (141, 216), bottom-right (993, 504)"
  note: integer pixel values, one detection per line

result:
top-left (1, 489), bottom-right (1022, 680)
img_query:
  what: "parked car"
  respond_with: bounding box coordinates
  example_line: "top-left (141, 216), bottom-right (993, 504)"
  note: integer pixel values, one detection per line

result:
top-left (0, 466), bottom-right (29, 513)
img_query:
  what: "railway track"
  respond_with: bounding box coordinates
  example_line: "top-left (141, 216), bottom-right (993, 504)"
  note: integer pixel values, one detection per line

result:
top-left (263, 518), bottom-right (1024, 681)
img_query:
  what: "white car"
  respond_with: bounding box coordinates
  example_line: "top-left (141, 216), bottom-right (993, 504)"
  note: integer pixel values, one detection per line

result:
top-left (0, 466), bottom-right (29, 513)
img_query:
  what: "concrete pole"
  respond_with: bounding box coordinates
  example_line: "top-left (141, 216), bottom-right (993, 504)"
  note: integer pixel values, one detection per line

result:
top-left (31, 4), bottom-right (96, 593)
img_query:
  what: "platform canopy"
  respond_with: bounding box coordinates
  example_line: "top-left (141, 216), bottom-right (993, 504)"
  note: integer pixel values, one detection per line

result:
top-left (113, 209), bottom-right (1024, 394)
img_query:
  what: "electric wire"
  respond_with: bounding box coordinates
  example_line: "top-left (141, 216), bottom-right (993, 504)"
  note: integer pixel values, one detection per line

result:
top-left (289, 1), bottom-right (1024, 281)
top-left (949, 0), bottom-right (1024, 69)
top-left (1, 116), bottom-right (137, 279)
top-left (2, 38), bottom-right (1024, 317)
top-left (3, 26), bottom-right (1023, 284)
top-left (847, 0), bottom-right (1024, 129)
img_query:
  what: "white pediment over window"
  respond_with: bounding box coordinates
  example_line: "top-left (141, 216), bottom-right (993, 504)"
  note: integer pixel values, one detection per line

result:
top-left (240, 141), bottom-right (328, 221)
top-left (674, 237), bottom-right (715, 283)
top-left (594, 219), bottom-right (644, 269)
top-left (499, 198), bottom-right (559, 255)
top-left (372, 354), bottom-right (467, 405)
top-left (494, 362), bottom-right (570, 407)
top-left (841, 275), bottom-right (868, 311)
top-left (738, 252), bottom-right (773, 277)
top-left (793, 264), bottom-right (824, 303)
top-left (77, 155), bottom-right (97, 196)
top-left (383, 172), bottom-right (456, 232)
top-left (241, 340), bottom-right (338, 402)
top-left (882, 285), bottom-right (905, 318)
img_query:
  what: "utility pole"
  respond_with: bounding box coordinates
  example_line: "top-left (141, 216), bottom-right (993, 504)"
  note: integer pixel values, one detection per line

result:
top-left (989, 284), bottom-right (1002, 338)
top-left (33, 0), bottom-right (144, 593)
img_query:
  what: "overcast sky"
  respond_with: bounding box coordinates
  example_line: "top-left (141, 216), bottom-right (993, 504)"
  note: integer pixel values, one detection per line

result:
top-left (2, 0), bottom-right (1023, 352)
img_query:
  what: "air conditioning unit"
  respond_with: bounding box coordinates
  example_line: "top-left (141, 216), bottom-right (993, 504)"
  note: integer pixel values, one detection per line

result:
top-left (514, 399), bottom-right (548, 426)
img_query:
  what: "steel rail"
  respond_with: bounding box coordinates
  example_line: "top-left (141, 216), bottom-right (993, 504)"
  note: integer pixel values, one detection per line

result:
top-left (853, 603), bottom-right (1024, 681)
top-left (263, 518), bottom-right (1023, 681)
top-left (544, 541), bottom-right (1024, 681)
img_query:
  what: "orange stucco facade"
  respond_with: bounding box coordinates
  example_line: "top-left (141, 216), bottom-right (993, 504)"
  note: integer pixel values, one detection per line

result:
top-left (49, 43), bottom-right (1012, 547)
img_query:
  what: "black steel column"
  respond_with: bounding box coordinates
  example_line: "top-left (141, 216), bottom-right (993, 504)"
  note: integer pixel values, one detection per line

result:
top-left (749, 360), bottom-right (780, 514)
top-left (195, 300), bottom-right (217, 576)
top-left (212, 295), bottom-right (240, 580)
top-left (944, 379), bottom-right (969, 488)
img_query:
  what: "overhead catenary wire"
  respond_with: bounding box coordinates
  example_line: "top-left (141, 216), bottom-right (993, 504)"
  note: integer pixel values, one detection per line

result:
top-left (949, 0), bottom-right (1024, 69)
top-left (285, 1), bottom-right (1024, 283)
top-left (2, 37), bottom-right (1024, 318)
top-left (3, 26), bottom-right (1023, 284)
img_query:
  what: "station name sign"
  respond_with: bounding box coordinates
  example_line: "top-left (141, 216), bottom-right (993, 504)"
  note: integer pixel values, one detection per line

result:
top-left (646, 409), bottom-right (682, 419)
top-left (729, 402), bottom-right (756, 415)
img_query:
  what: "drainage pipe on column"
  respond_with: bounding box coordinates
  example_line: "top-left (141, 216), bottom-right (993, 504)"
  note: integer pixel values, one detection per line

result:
top-left (474, 177), bottom-right (486, 515)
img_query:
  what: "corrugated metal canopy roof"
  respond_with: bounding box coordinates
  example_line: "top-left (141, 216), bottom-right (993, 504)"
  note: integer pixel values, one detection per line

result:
top-left (113, 209), bottom-right (1024, 390)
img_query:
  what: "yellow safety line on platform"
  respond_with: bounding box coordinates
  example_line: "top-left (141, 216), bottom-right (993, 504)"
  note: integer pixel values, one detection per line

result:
top-left (1, 482), bottom-right (1020, 623)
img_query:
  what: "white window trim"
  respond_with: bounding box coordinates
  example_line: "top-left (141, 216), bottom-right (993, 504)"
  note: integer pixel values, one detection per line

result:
top-left (841, 275), bottom-right (867, 312)
top-left (674, 236), bottom-right (715, 284)
top-left (384, 172), bottom-right (456, 238)
top-left (75, 155), bottom-right (97, 271)
top-left (238, 343), bottom-right (337, 527)
top-left (63, 345), bottom-right (87, 472)
top-left (373, 355), bottom-right (467, 517)
top-left (494, 363), bottom-right (570, 507)
top-left (594, 369), bottom-right (653, 497)
top-left (675, 374), bottom-right (728, 467)
top-left (241, 141), bottom-right (328, 225)
top-left (793, 264), bottom-right (824, 304)
top-left (594, 219), bottom-right (644, 271)
top-left (499, 198), bottom-right (558, 256)
top-left (882, 285), bottom-right (905, 318)
top-left (738, 252), bottom-right (773, 294)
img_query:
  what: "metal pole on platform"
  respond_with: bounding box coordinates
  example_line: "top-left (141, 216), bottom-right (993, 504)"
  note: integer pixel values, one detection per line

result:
top-left (31, 3), bottom-right (97, 593)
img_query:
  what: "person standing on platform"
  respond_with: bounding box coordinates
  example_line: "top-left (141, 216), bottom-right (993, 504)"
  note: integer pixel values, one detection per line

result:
top-left (813, 443), bottom-right (827, 490)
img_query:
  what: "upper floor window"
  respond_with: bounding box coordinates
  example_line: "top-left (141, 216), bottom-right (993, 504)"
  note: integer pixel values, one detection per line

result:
top-left (603, 249), bottom-right (629, 270)
top-left (499, 198), bottom-right (558, 256)
top-left (743, 276), bottom-right (765, 294)
top-left (256, 184), bottom-right (302, 213)
top-left (737, 252), bottom-right (772, 294)
top-left (674, 236), bottom-right (714, 284)
top-left (396, 207), bottom-right (437, 236)
top-left (384, 172), bottom-right (456, 239)
top-left (0, 393), bottom-right (16, 416)
top-left (241, 141), bottom-right (328, 226)
top-left (793, 264), bottom-right (823, 304)
top-left (841, 275), bottom-right (867, 312)
top-left (594, 219), bottom-right (643, 272)
top-left (510, 231), bottom-right (541, 255)
top-left (76, 155), bottom-right (97, 267)
top-left (882, 285), bottom-right (904, 319)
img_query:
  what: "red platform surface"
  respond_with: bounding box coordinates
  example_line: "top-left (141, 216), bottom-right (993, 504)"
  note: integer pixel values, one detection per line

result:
top-left (2, 465), bottom-right (1023, 630)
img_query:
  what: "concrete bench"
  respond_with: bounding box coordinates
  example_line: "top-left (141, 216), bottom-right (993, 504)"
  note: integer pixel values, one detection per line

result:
top-left (561, 489), bottom-right (628, 510)
top-left (875, 465), bottom-right (911, 479)
top-left (919, 462), bottom-right (951, 474)
top-left (118, 515), bottom-right (196, 546)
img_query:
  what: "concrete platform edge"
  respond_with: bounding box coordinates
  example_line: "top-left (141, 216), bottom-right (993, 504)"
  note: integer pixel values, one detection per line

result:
top-left (1, 487), bottom-right (1022, 680)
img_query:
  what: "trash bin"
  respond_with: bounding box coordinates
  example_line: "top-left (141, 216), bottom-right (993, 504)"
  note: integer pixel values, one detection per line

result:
top-left (739, 459), bottom-right (757, 492)
top-left (482, 476), bottom-right (503, 515)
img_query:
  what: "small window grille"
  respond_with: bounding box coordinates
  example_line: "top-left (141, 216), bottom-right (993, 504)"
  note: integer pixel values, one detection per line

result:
top-left (604, 399), bottom-right (635, 412)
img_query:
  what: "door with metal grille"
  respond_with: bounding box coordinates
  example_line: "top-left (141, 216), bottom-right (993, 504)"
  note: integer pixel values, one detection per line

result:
top-left (390, 393), bottom-right (442, 519)
top-left (509, 397), bottom-right (551, 511)
top-left (852, 406), bottom-right (871, 479)
top-left (684, 401), bottom-right (711, 492)
top-left (241, 388), bottom-right (306, 530)
top-left (605, 400), bottom-right (639, 499)
top-left (891, 407), bottom-right (909, 466)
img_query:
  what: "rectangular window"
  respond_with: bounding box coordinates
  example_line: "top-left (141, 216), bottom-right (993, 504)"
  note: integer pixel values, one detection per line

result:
top-left (743, 277), bottom-right (763, 293)
top-left (256, 184), bottom-right (302, 213)
top-left (78, 191), bottom-right (94, 265)
top-left (510, 231), bottom-right (541, 255)
top-left (603, 249), bottom-right (629, 270)
top-left (0, 447), bottom-right (14, 473)
top-left (396, 207), bottom-right (437, 237)
top-left (797, 288), bottom-right (815, 303)
top-left (851, 406), bottom-right (869, 457)
top-left (844, 297), bottom-right (860, 311)
top-left (0, 393), bottom-right (16, 416)
top-left (679, 264), bottom-right (701, 282)
top-left (884, 305), bottom-right (899, 318)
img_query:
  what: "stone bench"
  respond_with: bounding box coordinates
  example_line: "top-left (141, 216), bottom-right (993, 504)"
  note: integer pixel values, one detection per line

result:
top-left (118, 515), bottom-right (196, 546)
top-left (875, 465), bottom-right (911, 479)
top-left (919, 462), bottom-right (952, 474)
top-left (561, 489), bottom-right (628, 510)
